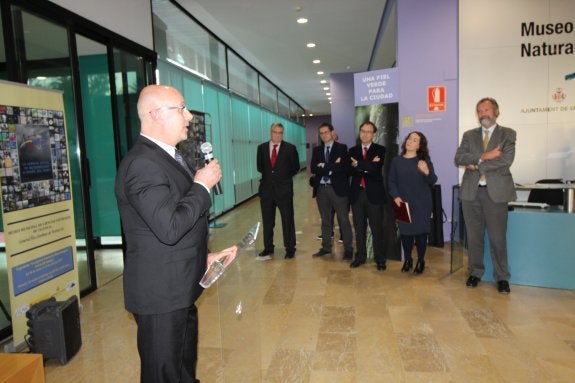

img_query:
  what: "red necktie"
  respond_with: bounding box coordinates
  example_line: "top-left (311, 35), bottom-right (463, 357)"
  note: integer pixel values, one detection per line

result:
top-left (271, 144), bottom-right (278, 168)
top-left (360, 146), bottom-right (368, 188)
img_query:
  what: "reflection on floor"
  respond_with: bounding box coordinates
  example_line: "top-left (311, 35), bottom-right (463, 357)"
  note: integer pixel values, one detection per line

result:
top-left (44, 173), bottom-right (575, 382)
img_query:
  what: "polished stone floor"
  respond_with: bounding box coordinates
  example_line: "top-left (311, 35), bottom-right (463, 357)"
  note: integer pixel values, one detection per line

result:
top-left (44, 173), bottom-right (575, 382)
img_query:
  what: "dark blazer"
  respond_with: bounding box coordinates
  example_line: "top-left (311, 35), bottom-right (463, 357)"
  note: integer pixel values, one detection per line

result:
top-left (257, 140), bottom-right (300, 198)
top-left (454, 124), bottom-right (517, 203)
top-left (115, 136), bottom-right (212, 315)
top-left (311, 141), bottom-right (351, 198)
top-left (349, 143), bottom-right (387, 205)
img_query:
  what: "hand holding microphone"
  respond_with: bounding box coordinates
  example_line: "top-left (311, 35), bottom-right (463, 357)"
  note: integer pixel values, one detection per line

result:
top-left (198, 142), bottom-right (223, 195)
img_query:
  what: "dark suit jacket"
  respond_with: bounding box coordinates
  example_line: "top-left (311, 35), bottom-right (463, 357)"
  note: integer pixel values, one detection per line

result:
top-left (311, 141), bottom-right (351, 198)
top-left (257, 140), bottom-right (300, 199)
top-left (454, 124), bottom-right (517, 203)
top-left (115, 136), bottom-right (212, 315)
top-left (349, 143), bottom-right (387, 205)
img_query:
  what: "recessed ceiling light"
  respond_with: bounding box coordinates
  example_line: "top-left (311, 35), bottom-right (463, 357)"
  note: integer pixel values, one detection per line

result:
top-left (312, 59), bottom-right (321, 64)
top-left (323, 87), bottom-right (329, 91)
top-left (306, 42), bottom-right (316, 48)
top-left (309, 113), bottom-right (314, 116)
top-left (317, 71), bottom-right (324, 75)
top-left (328, 97), bottom-right (332, 101)
top-left (326, 92), bottom-right (331, 96)
top-left (320, 79), bottom-right (327, 84)
top-left (297, 17), bottom-right (308, 24)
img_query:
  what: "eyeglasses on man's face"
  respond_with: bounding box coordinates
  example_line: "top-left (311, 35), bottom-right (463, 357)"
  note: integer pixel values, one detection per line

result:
top-left (149, 105), bottom-right (189, 115)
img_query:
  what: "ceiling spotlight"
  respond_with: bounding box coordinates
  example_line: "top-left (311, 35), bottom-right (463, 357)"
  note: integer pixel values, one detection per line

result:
top-left (320, 79), bottom-right (327, 84)
top-left (297, 17), bottom-right (308, 24)
top-left (323, 87), bottom-right (329, 91)
top-left (312, 59), bottom-right (321, 64)
top-left (317, 71), bottom-right (324, 75)
top-left (326, 92), bottom-right (331, 96)
top-left (328, 97), bottom-right (332, 101)
top-left (306, 42), bottom-right (316, 48)
top-left (309, 113), bottom-right (314, 117)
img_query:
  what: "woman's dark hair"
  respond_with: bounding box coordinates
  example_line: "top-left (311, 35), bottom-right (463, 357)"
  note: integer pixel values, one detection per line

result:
top-left (400, 131), bottom-right (430, 160)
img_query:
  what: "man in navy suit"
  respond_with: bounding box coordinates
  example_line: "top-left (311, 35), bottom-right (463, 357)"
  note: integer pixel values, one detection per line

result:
top-left (349, 121), bottom-right (387, 270)
top-left (115, 85), bottom-right (237, 382)
top-left (311, 122), bottom-right (354, 259)
top-left (455, 97), bottom-right (516, 294)
top-left (256, 123), bottom-right (300, 260)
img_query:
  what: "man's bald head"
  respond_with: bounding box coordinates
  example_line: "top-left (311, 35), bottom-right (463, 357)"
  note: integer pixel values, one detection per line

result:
top-left (137, 84), bottom-right (193, 146)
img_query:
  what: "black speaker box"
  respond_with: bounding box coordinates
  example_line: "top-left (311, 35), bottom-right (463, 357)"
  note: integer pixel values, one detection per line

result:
top-left (26, 295), bottom-right (82, 364)
top-left (429, 184), bottom-right (445, 247)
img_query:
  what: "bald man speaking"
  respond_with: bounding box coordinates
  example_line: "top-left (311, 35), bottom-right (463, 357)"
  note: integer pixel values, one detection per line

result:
top-left (115, 85), bottom-right (236, 382)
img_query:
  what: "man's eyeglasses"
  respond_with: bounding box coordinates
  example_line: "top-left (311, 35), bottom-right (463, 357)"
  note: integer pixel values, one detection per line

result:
top-left (149, 105), bottom-right (189, 115)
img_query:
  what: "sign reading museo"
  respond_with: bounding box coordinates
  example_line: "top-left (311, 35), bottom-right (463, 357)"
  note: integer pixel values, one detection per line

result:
top-left (520, 20), bottom-right (574, 57)
top-left (354, 68), bottom-right (399, 106)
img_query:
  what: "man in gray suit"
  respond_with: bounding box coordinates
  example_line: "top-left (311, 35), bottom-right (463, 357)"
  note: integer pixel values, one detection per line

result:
top-left (116, 85), bottom-right (237, 382)
top-left (455, 97), bottom-right (516, 294)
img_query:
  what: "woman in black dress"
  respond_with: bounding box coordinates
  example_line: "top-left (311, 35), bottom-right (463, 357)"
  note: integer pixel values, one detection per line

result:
top-left (388, 131), bottom-right (438, 274)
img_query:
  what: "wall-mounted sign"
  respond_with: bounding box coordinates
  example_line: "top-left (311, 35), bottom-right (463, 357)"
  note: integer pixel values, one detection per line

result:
top-left (354, 68), bottom-right (399, 106)
top-left (428, 86), bottom-right (446, 112)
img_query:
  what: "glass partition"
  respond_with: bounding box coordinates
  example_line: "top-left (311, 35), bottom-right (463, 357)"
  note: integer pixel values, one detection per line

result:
top-left (277, 91), bottom-right (290, 118)
top-left (228, 50), bottom-right (258, 103)
top-left (259, 75), bottom-right (277, 113)
top-left (152, 0), bottom-right (227, 87)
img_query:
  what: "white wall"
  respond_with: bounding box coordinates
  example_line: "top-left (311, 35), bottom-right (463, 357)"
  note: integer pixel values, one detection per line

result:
top-left (49, 0), bottom-right (153, 50)
top-left (459, 0), bottom-right (575, 185)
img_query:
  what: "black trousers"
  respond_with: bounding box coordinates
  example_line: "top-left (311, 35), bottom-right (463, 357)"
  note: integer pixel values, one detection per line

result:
top-left (134, 305), bottom-right (200, 383)
top-left (351, 189), bottom-right (384, 263)
top-left (260, 191), bottom-right (296, 253)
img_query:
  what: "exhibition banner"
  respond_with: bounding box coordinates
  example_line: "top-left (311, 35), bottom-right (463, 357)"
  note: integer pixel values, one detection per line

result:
top-left (0, 80), bottom-right (79, 349)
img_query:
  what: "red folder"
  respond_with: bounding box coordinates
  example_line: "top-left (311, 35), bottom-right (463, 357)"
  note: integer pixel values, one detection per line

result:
top-left (392, 201), bottom-right (412, 223)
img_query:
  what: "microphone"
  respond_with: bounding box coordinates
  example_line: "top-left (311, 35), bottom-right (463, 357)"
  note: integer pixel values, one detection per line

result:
top-left (200, 142), bottom-right (223, 195)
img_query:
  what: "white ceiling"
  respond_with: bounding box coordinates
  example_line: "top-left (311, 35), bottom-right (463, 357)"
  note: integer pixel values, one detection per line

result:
top-left (177, 0), bottom-right (395, 116)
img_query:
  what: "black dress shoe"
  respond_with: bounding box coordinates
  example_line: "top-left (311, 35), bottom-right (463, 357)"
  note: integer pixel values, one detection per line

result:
top-left (497, 280), bottom-right (511, 294)
top-left (285, 251), bottom-right (295, 259)
top-left (401, 259), bottom-right (413, 273)
top-left (350, 260), bottom-right (365, 268)
top-left (312, 249), bottom-right (331, 257)
top-left (466, 275), bottom-right (480, 288)
top-left (257, 249), bottom-right (273, 261)
top-left (413, 260), bottom-right (425, 274)
top-left (342, 251), bottom-right (353, 260)
top-left (376, 262), bottom-right (387, 271)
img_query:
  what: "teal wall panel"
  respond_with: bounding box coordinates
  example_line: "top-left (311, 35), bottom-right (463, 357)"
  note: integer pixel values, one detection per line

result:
top-left (156, 60), bottom-right (306, 214)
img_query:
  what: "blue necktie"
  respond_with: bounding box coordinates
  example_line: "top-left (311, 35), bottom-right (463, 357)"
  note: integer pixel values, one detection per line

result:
top-left (322, 146), bottom-right (331, 183)
top-left (175, 150), bottom-right (194, 177)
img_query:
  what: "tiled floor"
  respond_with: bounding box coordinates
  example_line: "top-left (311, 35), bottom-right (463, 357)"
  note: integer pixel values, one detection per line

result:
top-left (44, 173), bottom-right (575, 382)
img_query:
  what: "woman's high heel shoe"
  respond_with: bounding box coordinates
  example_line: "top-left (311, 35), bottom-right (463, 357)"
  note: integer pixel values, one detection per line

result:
top-left (413, 260), bottom-right (425, 274)
top-left (401, 259), bottom-right (412, 273)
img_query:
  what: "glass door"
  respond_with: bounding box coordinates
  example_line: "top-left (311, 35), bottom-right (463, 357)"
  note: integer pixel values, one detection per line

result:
top-left (76, 34), bottom-right (123, 287)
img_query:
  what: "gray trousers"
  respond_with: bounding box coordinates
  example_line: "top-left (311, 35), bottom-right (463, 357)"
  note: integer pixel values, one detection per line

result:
top-left (316, 185), bottom-right (353, 253)
top-left (462, 187), bottom-right (510, 281)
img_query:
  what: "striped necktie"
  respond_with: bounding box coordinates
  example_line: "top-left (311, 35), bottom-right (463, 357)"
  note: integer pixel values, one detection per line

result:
top-left (175, 150), bottom-right (193, 177)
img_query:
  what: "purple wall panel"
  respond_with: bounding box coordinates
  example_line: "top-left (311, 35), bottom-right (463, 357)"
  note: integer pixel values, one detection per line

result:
top-left (328, 0), bottom-right (459, 241)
